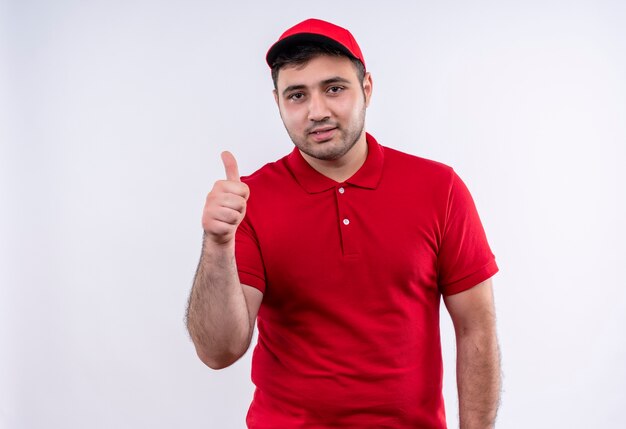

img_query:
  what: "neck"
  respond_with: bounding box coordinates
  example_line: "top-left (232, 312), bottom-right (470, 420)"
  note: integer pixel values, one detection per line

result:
top-left (301, 132), bottom-right (368, 182)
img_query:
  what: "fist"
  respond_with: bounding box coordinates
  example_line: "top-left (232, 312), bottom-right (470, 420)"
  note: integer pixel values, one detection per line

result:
top-left (202, 151), bottom-right (250, 245)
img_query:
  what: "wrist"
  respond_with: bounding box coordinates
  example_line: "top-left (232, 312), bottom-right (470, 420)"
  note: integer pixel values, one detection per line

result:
top-left (202, 232), bottom-right (235, 253)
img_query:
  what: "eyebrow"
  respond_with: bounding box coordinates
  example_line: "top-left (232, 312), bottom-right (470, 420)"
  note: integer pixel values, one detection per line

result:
top-left (281, 76), bottom-right (352, 97)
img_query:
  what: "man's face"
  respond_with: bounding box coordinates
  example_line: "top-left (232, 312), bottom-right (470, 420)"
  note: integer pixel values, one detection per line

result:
top-left (274, 55), bottom-right (372, 162)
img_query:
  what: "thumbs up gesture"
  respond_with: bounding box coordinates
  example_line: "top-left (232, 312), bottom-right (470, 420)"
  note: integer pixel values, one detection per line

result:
top-left (202, 151), bottom-right (250, 245)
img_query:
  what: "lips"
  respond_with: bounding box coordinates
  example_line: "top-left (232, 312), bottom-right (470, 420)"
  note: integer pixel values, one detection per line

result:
top-left (309, 127), bottom-right (337, 142)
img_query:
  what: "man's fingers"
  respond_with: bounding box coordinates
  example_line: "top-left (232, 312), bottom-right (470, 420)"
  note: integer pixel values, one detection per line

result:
top-left (203, 152), bottom-right (248, 242)
top-left (209, 191), bottom-right (247, 213)
top-left (221, 151), bottom-right (240, 182)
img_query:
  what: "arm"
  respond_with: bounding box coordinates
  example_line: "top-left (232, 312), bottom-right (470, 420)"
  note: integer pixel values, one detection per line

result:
top-left (443, 278), bottom-right (501, 429)
top-left (185, 151), bottom-right (263, 370)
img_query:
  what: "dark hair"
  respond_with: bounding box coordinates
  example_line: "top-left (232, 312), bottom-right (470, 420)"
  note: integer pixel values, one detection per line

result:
top-left (270, 43), bottom-right (366, 89)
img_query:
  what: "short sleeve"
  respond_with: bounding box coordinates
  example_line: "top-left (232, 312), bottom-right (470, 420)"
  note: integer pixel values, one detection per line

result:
top-left (437, 170), bottom-right (499, 295)
top-left (235, 213), bottom-right (266, 293)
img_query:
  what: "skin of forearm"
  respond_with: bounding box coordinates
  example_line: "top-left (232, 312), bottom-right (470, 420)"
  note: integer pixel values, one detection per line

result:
top-left (186, 240), bottom-right (252, 369)
top-left (456, 329), bottom-right (501, 429)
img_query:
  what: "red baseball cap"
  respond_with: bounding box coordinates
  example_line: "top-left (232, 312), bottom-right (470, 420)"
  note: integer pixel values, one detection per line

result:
top-left (266, 18), bottom-right (366, 70)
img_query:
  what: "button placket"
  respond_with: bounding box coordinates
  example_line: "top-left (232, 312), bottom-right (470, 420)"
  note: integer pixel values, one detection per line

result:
top-left (336, 184), bottom-right (359, 256)
top-left (338, 185), bottom-right (348, 228)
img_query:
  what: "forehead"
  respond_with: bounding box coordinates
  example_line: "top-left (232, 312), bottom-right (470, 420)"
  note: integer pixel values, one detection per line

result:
top-left (276, 55), bottom-right (359, 90)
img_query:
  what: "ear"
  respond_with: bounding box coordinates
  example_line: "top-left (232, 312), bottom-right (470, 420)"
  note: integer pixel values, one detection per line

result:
top-left (362, 72), bottom-right (373, 107)
top-left (273, 88), bottom-right (285, 120)
top-left (273, 88), bottom-right (280, 108)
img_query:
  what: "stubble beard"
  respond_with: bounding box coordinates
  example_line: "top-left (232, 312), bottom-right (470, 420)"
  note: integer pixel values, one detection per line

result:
top-left (286, 106), bottom-right (366, 162)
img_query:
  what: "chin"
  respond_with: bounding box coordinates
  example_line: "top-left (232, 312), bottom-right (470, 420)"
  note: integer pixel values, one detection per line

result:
top-left (308, 146), bottom-right (349, 161)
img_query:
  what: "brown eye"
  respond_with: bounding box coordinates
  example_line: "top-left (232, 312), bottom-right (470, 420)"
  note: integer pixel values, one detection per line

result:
top-left (288, 92), bottom-right (304, 101)
top-left (327, 86), bottom-right (344, 94)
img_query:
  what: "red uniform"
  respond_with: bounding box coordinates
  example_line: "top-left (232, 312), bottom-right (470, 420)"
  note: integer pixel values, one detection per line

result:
top-left (236, 133), bottom-right (498, 428)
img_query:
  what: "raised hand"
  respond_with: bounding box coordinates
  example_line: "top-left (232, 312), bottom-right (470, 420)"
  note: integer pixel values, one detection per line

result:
top-left (202, 151), bottom-right (250, 245)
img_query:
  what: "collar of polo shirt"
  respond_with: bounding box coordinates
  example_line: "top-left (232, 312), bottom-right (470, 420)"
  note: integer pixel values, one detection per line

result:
top-left (285, 133), bottom-right (384, 193)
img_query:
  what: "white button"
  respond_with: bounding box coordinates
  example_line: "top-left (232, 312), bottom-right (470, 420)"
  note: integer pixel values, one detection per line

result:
top-left (342, 218), bottom-right (350, 225)
top-left (338, 187), bottom-right (345, 194)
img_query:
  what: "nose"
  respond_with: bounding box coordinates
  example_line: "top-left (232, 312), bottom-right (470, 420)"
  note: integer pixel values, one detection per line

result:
top-left (307, 92), bottom-right (330, 122)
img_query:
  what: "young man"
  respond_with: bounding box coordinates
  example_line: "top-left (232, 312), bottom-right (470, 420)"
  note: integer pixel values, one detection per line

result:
top-left (187, 18), bottom-right (501, 428)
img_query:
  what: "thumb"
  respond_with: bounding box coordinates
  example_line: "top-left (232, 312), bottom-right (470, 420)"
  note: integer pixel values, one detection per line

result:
top-left (221, 151), bottom-right (240, 182)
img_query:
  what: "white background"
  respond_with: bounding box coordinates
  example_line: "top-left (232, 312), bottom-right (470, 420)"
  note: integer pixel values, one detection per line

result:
top-left (1, 1), bottom-right (625, 428)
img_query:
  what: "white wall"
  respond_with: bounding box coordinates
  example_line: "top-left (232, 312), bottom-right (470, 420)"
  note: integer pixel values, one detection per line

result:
top-left (1, 1), bottom-right (625, 428)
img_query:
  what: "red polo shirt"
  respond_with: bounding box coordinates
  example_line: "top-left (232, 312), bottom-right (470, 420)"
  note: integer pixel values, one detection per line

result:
top-left (235, 133), bottom-right (498, 428)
